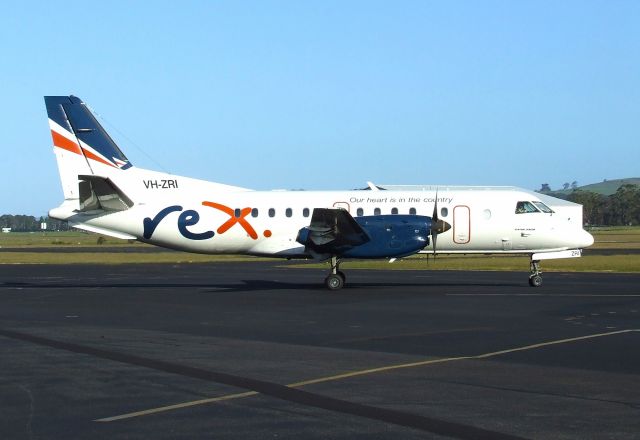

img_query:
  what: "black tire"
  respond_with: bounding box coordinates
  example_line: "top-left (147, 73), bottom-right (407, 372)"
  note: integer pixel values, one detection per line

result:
top-left (325, 274), bottom-right (344, 290)
top-left (337, 271), bottom-right (346, 283)
top-left (529, 275), bottom-right (543, 287)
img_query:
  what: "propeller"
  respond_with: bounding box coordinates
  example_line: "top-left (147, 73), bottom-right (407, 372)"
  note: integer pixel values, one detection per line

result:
top-left (430, 188), bottom-right (451, 256)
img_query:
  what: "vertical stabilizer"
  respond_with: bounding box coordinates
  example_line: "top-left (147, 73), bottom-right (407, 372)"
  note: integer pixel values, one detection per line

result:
top-left (46, 96), bottom-right (92, 200)
top-left (45, 96), bottom-right (133, 201)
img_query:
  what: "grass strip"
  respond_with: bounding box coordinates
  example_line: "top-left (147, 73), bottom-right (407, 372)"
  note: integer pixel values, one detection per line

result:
top-left (0, 252), bottom-right (268, 265)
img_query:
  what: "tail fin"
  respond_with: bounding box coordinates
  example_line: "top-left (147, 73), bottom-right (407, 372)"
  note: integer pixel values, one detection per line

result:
top-left (45, 96), bottom-right (132, 200)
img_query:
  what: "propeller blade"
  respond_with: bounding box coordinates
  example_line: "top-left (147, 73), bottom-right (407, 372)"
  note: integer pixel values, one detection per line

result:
top-left (432, 188), bottom-right (439, 255)
top-left (428, 188), bottom-right (451, 255)
top-left (432, 188), bottom-right (439, 222)
top-left (432, 230), bottom-right (438, 256)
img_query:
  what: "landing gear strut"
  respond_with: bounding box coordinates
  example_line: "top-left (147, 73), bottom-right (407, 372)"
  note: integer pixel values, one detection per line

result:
top-left (325, 256), bottom-right (345, 290)
top-left (529, 259), bottom-right (542, 287)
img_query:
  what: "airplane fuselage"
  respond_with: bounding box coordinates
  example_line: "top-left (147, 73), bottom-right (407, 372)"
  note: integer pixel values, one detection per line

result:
top-left (44, 95), bottom-right (594, 288)
top-left (57, 186), bottom-right (593, 258)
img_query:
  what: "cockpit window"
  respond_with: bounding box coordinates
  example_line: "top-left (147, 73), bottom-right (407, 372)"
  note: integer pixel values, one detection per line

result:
top-left (532, 201), bottom-right (554, 213)
top-left (515, 201), bottom-right (540, 214)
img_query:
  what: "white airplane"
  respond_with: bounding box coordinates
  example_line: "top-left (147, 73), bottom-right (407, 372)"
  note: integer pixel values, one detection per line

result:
top-left (45, 96), bottom-right (594, 290)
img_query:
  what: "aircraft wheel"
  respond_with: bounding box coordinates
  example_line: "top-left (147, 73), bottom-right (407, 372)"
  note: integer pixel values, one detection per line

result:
top-left (529, 275), bottom-right (543, 287)
top-left (325, 273), bottom-right (345, 290)
top-left (337, 271), bottom-right (346, 283)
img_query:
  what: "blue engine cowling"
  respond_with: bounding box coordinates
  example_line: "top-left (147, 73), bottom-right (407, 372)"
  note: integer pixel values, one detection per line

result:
top-left (297, 214), bottom-right (432, 258)
top-left (346, 215), bottom-right (431, 258)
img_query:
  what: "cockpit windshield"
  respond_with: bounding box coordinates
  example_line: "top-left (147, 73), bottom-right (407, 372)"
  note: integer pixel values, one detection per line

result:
top-left (515, 201), bottom-right (555, 214)
top-left (532, 201), bottom-right (554, 213)
top-left (515, 201), bottom-right (540, 214)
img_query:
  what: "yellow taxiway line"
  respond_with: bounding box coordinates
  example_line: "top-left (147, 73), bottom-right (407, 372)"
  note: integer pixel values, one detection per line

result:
top-left (96, 328), bottom-right (639, 422)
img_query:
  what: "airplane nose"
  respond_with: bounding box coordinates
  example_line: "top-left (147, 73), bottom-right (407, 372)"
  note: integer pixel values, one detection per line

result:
top-left (577, 229), bottom-right (594, 248)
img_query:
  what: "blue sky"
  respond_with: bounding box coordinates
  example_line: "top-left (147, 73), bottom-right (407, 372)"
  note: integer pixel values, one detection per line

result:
top-left (1, 1), bottom-right (639, 215)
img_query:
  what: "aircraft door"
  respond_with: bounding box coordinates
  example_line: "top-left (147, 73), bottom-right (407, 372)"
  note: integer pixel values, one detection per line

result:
top-left (453, 205), bottom-right (471, 244)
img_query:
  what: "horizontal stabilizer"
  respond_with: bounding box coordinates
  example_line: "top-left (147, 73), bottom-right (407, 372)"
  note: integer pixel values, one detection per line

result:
top-left (70, 223), bottom-right (136, 240)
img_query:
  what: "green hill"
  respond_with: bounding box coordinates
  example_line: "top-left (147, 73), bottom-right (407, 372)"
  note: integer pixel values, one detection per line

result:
top-left (539, 178), bottom-right (640, 197)
top-left (576, 178), bottom-right (640, 196)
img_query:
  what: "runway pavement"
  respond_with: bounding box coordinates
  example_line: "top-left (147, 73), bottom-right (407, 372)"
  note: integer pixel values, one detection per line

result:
top-left (1, 262), bottom-right (639, 439)
top-left (1, 246), bottom-right (639, 255)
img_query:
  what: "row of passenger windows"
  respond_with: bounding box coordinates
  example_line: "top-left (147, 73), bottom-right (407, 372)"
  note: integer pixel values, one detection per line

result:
top-left (239, 208), bottom-right (309, 218)
top-left (241, 203), bottom-right (554, 217)
top-left (235, 207), bottom-right (449, 218)
top-left (358, 207), bottom-right (421, 216)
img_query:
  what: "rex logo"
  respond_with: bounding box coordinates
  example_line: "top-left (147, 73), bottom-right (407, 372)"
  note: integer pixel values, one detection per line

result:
top-left (201, 201), bottom-right (258, 239)
top-left (142, 201), bottom-right (267, 241)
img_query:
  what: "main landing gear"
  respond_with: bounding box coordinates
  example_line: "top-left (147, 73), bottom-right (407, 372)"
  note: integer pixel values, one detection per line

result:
top-left (324, 256), bottom-right (546, 290)
top-left (325, 256), bottom-right (346, 290)
top-left (529, 259), bottom-right (542, 287)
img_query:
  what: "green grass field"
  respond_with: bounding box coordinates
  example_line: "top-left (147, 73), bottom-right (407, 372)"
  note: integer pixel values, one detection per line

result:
top-left (0, 231), bottom-right (144, 247)
top-left (1, 227), bottom-right (639, 272)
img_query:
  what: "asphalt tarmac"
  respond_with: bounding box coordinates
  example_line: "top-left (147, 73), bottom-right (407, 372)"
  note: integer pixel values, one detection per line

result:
top-left (1, 262), bottom-right (639, 439)
top-left (1, 246), bottom-right (639, 255)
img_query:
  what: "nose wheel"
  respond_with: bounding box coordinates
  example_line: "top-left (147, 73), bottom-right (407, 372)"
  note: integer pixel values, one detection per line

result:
top-left (529, 260), bottom-right (542, 287)
top-left (325, 256), bottom-right (345, 290)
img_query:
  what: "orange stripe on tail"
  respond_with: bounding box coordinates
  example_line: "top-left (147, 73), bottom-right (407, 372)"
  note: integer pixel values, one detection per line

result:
top-left (51, 130), bottom-right (82, 155)
top-left (82, 148), bottom-right (117, 168)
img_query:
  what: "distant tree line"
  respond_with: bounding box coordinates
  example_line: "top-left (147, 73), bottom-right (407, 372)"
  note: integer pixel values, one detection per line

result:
top-left (0, 215), bottom-right (69, 232)
top-left (540, 182), bottom-right (579, 192)
top-left (543, 184), bottom-right (640, 226)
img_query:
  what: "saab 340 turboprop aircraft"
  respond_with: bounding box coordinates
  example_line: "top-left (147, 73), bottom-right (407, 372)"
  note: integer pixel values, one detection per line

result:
top-left (45, 96), bottom-right (594, 290)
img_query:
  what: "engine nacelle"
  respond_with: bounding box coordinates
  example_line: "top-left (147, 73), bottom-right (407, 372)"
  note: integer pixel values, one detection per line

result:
top-left (297, 214), bottom-right (432, 258)
top-left (346, 215), bottom-right (431, 258)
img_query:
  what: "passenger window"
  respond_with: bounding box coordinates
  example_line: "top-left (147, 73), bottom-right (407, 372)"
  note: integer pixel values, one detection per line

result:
top-left (234, 208), bottom-right (241, 218)
top-left (356, 208), bottom-right (364, 217)
top-left (440, 207), bottom-right (448, 217)
top-left (391, 207), bottom-right (398, 215)
top-left (269, 208), bottom-right (275, 218)
top-left (515, 201), bottom-right (540, 214)
top-left (286, 208), bottom-right (292, 218)
top-left (251, 208), bottom-right (258, 218)
top-left (374, 207), bottom-right (381, 215)
top-left (409, 207), bottom-right (417, 215)
top-left (303, 208), bottom-right (310, 217)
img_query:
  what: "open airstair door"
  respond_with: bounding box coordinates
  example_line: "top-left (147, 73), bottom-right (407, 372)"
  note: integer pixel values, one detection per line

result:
top-left (78, 175), bottom-right (133, 212)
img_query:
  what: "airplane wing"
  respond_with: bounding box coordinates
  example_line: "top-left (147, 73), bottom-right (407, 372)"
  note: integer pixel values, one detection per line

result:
top-left (296, 208), bottom-right (370, 254)
top-left (297, 208), bottom-right (435, 259)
